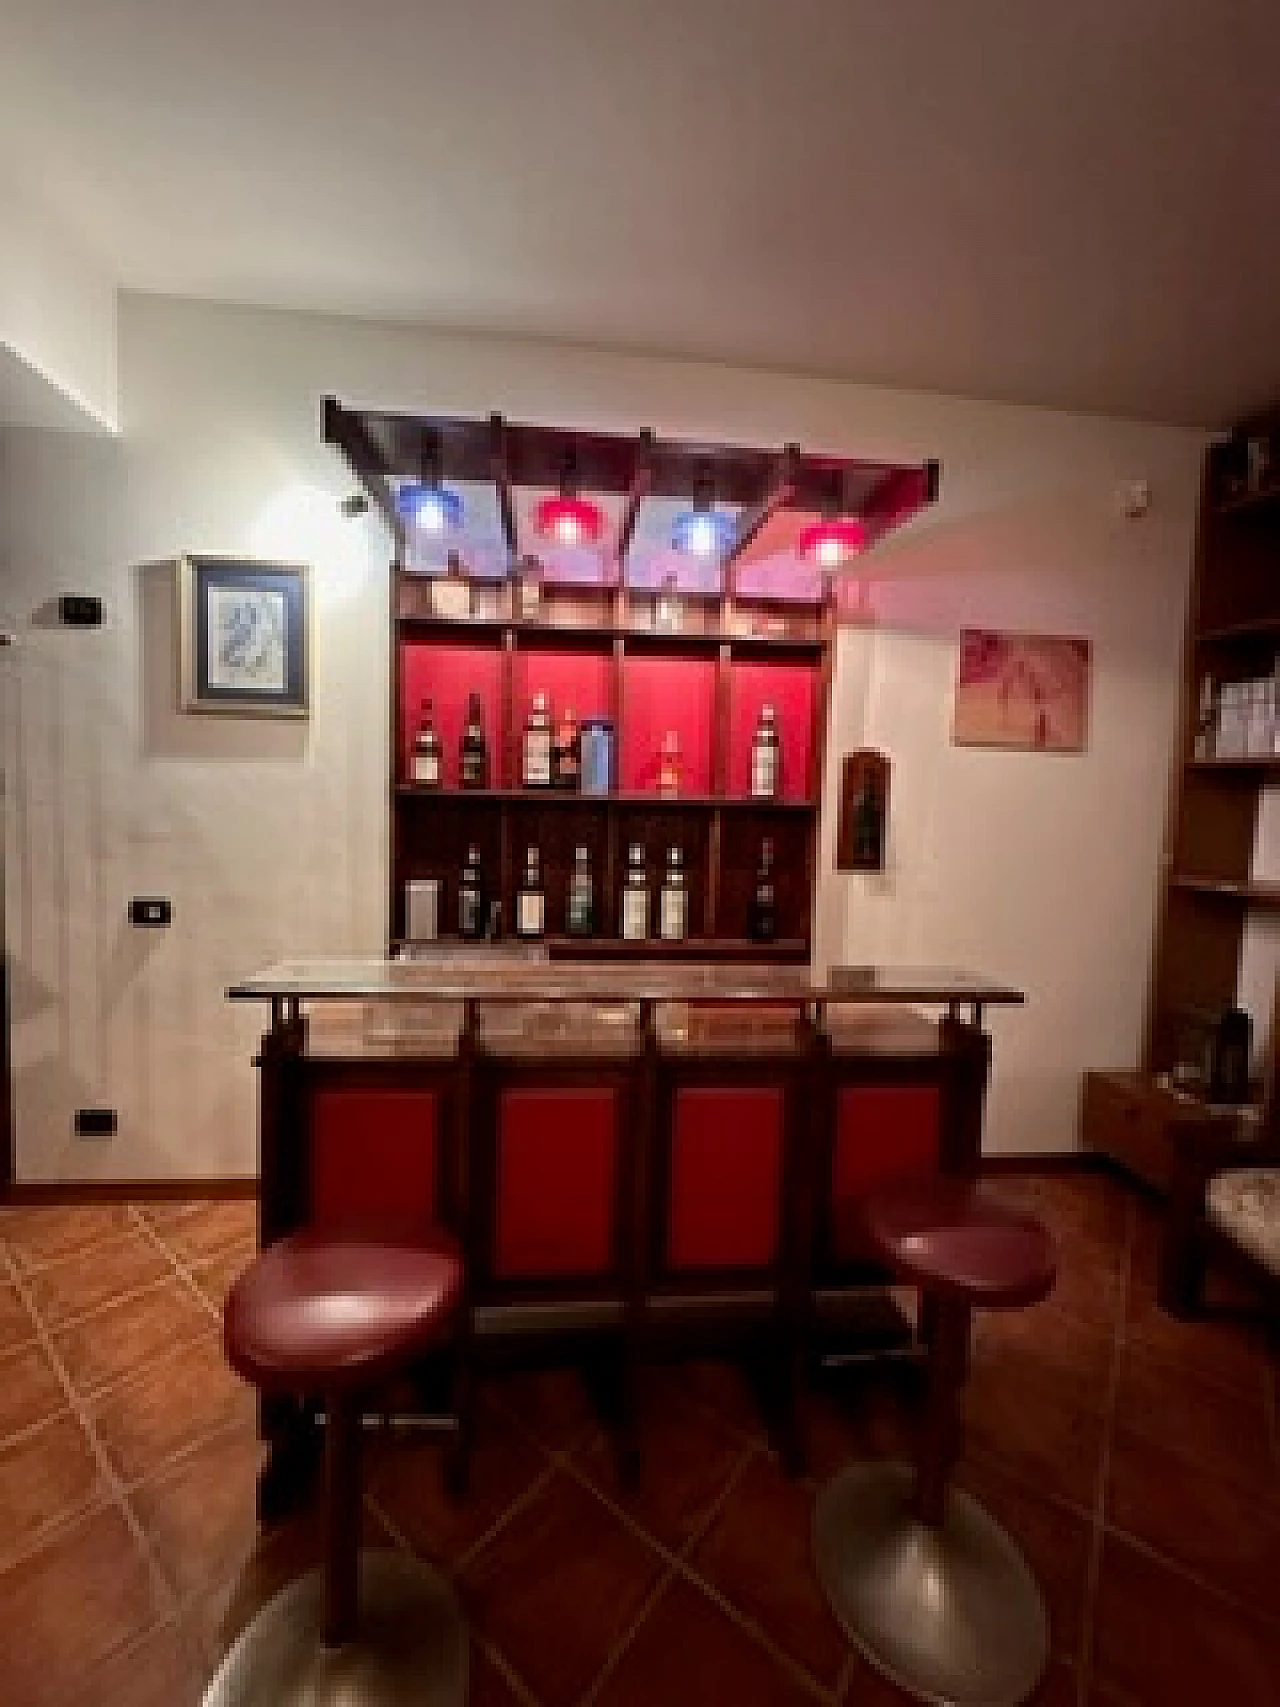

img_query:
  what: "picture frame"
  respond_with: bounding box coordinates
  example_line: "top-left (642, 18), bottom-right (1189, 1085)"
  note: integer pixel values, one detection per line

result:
top-left (953, 628), bottom-right (1090, 753)
top-left (178, 555), bottom-right (311, 717)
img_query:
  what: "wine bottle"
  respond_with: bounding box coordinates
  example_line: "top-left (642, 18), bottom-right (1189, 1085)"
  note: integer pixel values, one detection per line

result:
top-left (566, 844), bottom-right (594, 936)
top-left (516, 845), bottom-right (546, 939)
top-left (620, 843), bottom-right (649, 941)
top-left (410, 697), bottom-right (443, 787)
top-left (658, 845), bottom-right (688, 942)
top-left (554, 704), bottom-right (581, 790)
top-left (750, 703), bottom-right (781, 799)
top-left (458, 845), bottom-right (485, 939)
top-left (748, 837), bottom-right (777, 942)
top-left (460, 693), bottom-right (489, 789)
top-left (658, 729), bottom-right (682, 798)
top-left (523, 692), bottom-right (553, 788)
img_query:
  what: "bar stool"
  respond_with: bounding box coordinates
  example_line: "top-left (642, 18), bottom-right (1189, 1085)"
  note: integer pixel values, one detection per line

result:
top-left (204, 1231), bottom-right (468, 1707)
top-left (813, 1176), bottom-right (1056, 1707)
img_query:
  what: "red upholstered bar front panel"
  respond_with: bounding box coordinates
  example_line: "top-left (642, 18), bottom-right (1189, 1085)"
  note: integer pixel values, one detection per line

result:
top-left (495, 1088), bottom-right (618, 1278)
top-left (668, 1087), bottom-right (784, 1270)
top-left (832, 1085), bottom-right (940, 1260)
top-left (310, 1088), bottom-right (438, 1237)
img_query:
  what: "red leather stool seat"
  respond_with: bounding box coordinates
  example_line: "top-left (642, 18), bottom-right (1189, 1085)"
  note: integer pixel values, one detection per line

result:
top-left (225, 1230), bottom-right (462, 1394)
top-left (862, 1175), bottom-right (1056, 1309)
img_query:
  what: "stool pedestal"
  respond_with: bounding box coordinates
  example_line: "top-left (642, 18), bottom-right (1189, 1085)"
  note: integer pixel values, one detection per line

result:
top-left (201, 1551), bottom-right (468, 1707)
top-left (814, 1462), bottom-right (1047, 1707)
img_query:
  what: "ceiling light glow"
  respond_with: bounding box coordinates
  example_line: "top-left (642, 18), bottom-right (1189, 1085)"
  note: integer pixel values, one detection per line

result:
top-left (798, 516), bottom-right (865, 569)
top-left (535, 493), bottom-right (604, 549)
top-left (672, 507), bottom-right (734, 559)
top-left (399, 482), bottom-right (464, 535)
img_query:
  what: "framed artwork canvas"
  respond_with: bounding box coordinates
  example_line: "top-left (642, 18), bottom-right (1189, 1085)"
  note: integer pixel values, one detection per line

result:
top-left (178, 556), bottom-right (311, 717)
top-left (953, 628), bottom-right (1090, 752)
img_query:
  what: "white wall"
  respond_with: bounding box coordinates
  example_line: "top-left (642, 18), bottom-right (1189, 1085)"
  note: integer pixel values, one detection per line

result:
top-left (0, 174), bottom-right (119, 431)
top-left (2, 294), bottom-right (1205, 1181)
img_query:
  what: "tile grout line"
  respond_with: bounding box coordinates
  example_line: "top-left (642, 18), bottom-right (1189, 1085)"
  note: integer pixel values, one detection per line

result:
top-left (573, 1441), bottom-right (765, 1707)
top-left (1075, 1192), bottom-right (1133, 1705)
top-left (0, 1241), bottom-right (180, 1659)
top-left (479, 1635), bottom-right (544, 1707)
top-left (126, 1204), bottom-right (239, 1325)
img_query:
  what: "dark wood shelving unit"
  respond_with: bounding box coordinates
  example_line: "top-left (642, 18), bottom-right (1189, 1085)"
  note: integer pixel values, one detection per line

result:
top-left (323, 398), bottom-right (939, 964)
top-left (1086, 408), bottom-right (1280, 1188)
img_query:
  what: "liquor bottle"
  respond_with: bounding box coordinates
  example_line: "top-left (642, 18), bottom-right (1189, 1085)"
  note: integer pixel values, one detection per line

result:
top-left (750, 703), bottom-right (782, 799)
top-left (566, 844), bottom-right (595, 936)
top-left (523, 692), bottom-right (554, 788)
top-left (458, 845), bottom-right (485, 939)
top-left (553, 705), bottom-right (581, 790)
top-left (655, 571), bottom-right (683, 633)
top-left (460, 692), bottom-right (489, 789)
top-left (516, 845), bottom-right (546, 939)
top-left (658, 845), bottom-right (688, 942)
top-left (410, 697), bottom-right (443, 787)
top-left (852, 777), bottom-right (882, 868)
top-left (620, 843), bottom-right (649, 941)
top-left (748, 837), bottom-right (777, 942)
top-left (658, 729), bottom-right (682, 798)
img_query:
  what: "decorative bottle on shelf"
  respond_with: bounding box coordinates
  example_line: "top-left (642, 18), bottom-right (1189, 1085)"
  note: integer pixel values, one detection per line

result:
top-left (554, 705), bottom-right (581, 790)
top-left (460, 693), bottom-right (489, 789)
top-left (658, 729), bottom-right (683, 798)
top-left (748, 837), bottom-right (777, 943)
top-left (751, 703), bottom-right (782, 799)
top-left (458, 845), bottom-right (485, 939)
top-left (655, 571), bottom-right (683, 633)
top-left (658, 846), bottom-right (688, 942)
top-left (516, 845), bottom-right (546, 939)
top-left (411, 697), bottom-right (443, 786)
top-left (621, 843), bottom-right (649, 941)
top-left (852, 777), bottom-right (883, 869)
top-left (566, 844), bottom-right (595, 936)
top-left (523, 692), bottom-right (554, 788)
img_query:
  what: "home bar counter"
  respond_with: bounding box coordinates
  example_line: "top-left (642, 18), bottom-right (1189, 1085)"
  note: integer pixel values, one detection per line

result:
top-left (230, 957), bottom-right (1021, 1500)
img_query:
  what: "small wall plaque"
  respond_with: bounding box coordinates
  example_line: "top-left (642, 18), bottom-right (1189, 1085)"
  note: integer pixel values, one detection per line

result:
top-left (837, 749), bottom-right (890, 872)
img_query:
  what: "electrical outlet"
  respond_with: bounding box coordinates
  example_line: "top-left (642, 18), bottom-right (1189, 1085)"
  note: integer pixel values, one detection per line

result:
top-left (75, 1107), bottom-right (117, 1138)
top-left (129, 897), bottom-right (172, 927)
top-left (57, 594), bottom-right (105, 627)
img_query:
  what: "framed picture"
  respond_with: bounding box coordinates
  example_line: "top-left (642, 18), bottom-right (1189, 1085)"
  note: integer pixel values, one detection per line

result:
top-left (953, 628), bottom-right (1090, 752)
top-left (178, 555), bottom-right (311, 717)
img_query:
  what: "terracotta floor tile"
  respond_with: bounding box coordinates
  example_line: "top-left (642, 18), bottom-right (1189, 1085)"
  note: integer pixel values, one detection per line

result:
top-left (975, 1297), bottom-right (1116, 1416)
top-left (66, 1617), bottom-right (204, 1707)
top-left (594, 1574), bottom-right (814, 1707)
top-left (129, 1421), bottom-right (264, 1602)
top-left (0, 1503), bottom-right (167, 1707)
top-left (0, 1411), bottom-right (105, 1561)
top-left (89, 1332), bottom-right (256, 1484)
top-left (957, 1457), bottom-right (1094, 1665)
top-left (22, 1229), bottom-right (173, 1328)
top-left (485, 1366), bottom-right (600, 1454)
top-left (1021, 1173), bottom-right (1133, 1253)
top-left (365, 1404), bottom-right (546, 1567)
top-left (461, 1470), bottom-right (665, 1707)
top-left (1112, 1342), bottom-right (1274, 1493)
top-left (962, 1355), bottom-right (1107, 1515)
top-left (0, 1341), bottom-right (67, 1445)
top-left (0, 1203), bottom-right (136, 1272)
top-left (0, 1282), bottom-right (36, 1351)
top-left (689, 1451), bottom-right (848, 1692)
top-left (1106, 1427), bottom-right (1280, 1622)
top-left (573, 1382), bottom-right (750, 1552)
top-left (1091, 1531), bottom-right (1280, 1707)
top-left (840, 1649), bottom-right (1079, 1706)
top-left (50, 1279), bottom-right (213, 1397)
top-left (469, 1643), bottom-right (531, 1707)
top-left (1123, 1289), bottom-right (1263, 1397)
top-left (140, 1201), bottom-right (258, 1267)
top-left (1044, 1236), bottom-right (1127, 1328)
top-left (189, 1241), bottom-right (256, 1310)
top-left (646, 1356), bottom-right (770, 1445)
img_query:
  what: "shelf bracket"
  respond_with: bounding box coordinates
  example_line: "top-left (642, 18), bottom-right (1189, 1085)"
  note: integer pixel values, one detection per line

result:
top-left (724, 443), bottom-right (800, 567)
top-left (322, 397), bottom-right (407, 559)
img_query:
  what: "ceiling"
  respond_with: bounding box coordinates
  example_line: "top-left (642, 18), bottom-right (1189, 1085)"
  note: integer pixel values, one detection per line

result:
top-left (2, 0), bottom-right (1278, 428)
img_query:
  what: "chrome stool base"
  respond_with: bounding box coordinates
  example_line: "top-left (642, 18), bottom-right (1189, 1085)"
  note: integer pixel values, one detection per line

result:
top-left (814, 1462), bottom-right (1048, 1707)
top-left (201, 1550), bottom-right (467, 1707)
